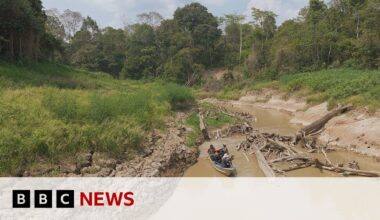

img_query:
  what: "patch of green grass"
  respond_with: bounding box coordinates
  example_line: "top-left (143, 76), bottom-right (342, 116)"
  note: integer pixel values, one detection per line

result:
top-left (0, 63), bottom-right (194, 176)
top-left (186, 112), bottom-right (200, 128)
top-left (203, 68), bottom-right (380, 111)
top-left (277, 68), bottom-right (380, 110)
top-left (216, 87), bottom-right (241, 100)
top-left (185, 112), bottom-right (201, 147)
top-left (200, 103), bottom-right (239, 129)
top-left (159, 82), bottom-right (195, 110)
top-left (204, 112), bottom-right (237, 128)
top-left (224, 68), bottom-right (380, 111)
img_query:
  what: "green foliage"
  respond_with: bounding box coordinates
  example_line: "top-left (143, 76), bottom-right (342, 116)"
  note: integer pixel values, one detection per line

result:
top-left (0, 0), bottom-right (50, 61)
top-left (205, 113), bottom-right (237, 129)
top-left (220, 15), bottom-right (254, 68)
top-left (216, 88), bottom-right (242, 100)
top-left (121, 24), bottom-right (157, 80)
top-left (200, 103), bottom-right (239, 128)
top-left (42, 90), bottom-right (82, 123)
top-left (186, 112), bottom-right (200, 128)
top-left (0, 63), bottom-right (194, 175)
top-left (185, 112), bottom-right (201, 147)
top-left (159, 83), bottom-right (195, 110)
top-left (214, 68), bottom-right (380, 111)
top-left (257, 68), bottom-right (380, 110)
top-left (0, 62), bottom-right (99, 89)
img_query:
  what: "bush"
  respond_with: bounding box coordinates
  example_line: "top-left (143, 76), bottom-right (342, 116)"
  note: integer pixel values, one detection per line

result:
top-left (159, 83), bottom-right (195, 110)
top-left (42, 90), bottom-right (82, 123)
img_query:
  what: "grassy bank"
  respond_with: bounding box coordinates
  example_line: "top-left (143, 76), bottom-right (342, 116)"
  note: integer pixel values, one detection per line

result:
top-left (0, 62), bottom-right (194, 176)
top-left (184, 102), bottom-right (239, 146)
top-left (210, 68), bottom-right (380, 112)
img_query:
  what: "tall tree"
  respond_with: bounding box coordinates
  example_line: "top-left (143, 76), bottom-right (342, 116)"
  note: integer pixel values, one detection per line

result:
top-left (45, 9), bottom-right (65, 41)
top-left (223, 14), bottom-right (246, 65)
top-left (248, 7), bottom-right (277, 73)
top-left (60, 9), bottom-right (83, 41)
top-left (173, 3), bottom-right (221, 67)
top-left (306, 0), bottom-right (328, 64)
top-left (81, 16), bottom-right (100, 39)
top-left (121, 24), bottom-right (157, 79)
top-left (0, 0), bottom-right (47, 61)
top-left (137, 11), bottom-right (163, 27)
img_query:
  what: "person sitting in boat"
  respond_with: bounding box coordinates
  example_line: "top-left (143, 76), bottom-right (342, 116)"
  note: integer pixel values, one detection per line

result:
top-left (208, 145), bottom-right (217, 161)
top-left (222, 153), bottom-right (232, 168)
top-left (216, 144), bottom-right (227, 155)
top-left (217, 147), bottom-right (225, 159)
top-left (222, 144), bottom-right (229, 154)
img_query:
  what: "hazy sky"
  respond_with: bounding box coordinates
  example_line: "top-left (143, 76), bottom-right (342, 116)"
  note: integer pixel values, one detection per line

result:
top-left (42, 0), bottom-right (311, 28)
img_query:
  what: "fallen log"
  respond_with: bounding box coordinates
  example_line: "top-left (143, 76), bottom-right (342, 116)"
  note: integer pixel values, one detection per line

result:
top-left (296, 105), bottom-right (352, 142)
top-left (319, 165), bottom-right (380, 177)
top-left (251, 145), bottom-right (276, 177)
top-left (281, 162), bottom-right (313, 172)
top-left (267, 138), bottom-right (299, 155)
top-left (269, 155), bottom-right (311, 164)
top-left (314, 159), bottom-right (380, 177)
top-left (198, 112), bottom-right (210, 141)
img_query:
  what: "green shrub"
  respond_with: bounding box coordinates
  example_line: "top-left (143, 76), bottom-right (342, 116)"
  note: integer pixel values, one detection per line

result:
top-left (159, 83), bottom-right (195, 110)
top-left (185, 112), bottom-right (201, 147)
top-left (42, 90), bottom-right (82, 123)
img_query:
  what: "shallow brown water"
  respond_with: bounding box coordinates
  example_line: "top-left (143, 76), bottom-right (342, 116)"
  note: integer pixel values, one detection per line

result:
top-left (184, 101), bottom-right (380, 177)
top-left (185, 102), bottom-right (298, 177)
top-left (225, 101), bottom-right (300, 136)
top-left (184, 136), bottom-right (265, 177)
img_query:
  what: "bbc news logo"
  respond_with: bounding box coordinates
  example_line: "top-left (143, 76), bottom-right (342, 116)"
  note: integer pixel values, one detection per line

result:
top-left (13, 190), bottom-right (134, 208)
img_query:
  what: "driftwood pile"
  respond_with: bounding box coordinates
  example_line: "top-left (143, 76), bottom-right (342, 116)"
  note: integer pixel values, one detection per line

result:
top-left (200, 105), bottom-right (253, 140)
top-left (230, 105), bottom-right (380, 177)
top-left (238, 131), bottom-right (380, 177)
top-left (213, 122), bottom-right (253, 140)
top-left (198, 103), bottom-right (380, 177)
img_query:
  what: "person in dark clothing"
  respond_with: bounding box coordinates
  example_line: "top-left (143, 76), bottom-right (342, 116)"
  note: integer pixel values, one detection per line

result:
top-left (222, 144), bottom-right (229, 154)
top-left (216, 144), bottom-right (228, 160)
top-left (222, 153), bottom-right (232, 168)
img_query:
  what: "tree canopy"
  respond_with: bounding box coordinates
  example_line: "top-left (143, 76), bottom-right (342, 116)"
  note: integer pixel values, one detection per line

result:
top-left (1, 1), bottom-right (380, 82)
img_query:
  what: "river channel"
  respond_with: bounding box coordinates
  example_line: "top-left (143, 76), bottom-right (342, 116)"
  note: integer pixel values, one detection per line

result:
top-left (184, 101), bottom-right (380, 177)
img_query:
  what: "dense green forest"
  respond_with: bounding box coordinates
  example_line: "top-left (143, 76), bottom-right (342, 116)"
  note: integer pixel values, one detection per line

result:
top-left (1, 0), bottom-right (379, 83)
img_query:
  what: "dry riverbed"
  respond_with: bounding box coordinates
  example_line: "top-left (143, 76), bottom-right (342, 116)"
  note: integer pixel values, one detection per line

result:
top-left (185, 90), bottom-right (380, 177)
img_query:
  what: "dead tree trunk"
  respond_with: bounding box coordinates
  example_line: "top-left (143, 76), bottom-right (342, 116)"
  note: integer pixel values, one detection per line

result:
top-left (317, 164), bottom-right (380, 177)
top-left (198, 112), bottom-right (210, 141)
top-left (296, 105), bottom-right (352, 142)
top-left (252, 145), bottom-right (276, 177)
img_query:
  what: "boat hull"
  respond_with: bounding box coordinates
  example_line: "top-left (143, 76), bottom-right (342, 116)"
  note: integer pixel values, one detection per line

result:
top-left (209, 157), bottom-right (236, 177)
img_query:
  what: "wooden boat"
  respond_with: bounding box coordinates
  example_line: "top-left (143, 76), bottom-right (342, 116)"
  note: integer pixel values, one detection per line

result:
top-left (208, 157), bottom-right (236, 177)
